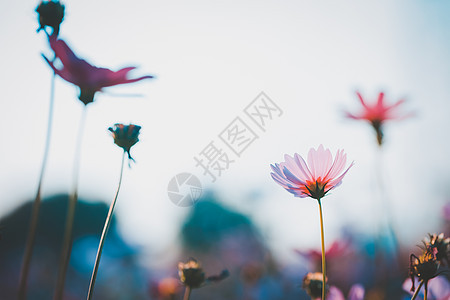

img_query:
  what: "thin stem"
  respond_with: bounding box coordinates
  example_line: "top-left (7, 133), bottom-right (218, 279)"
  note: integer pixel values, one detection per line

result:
top-left (18, 72), bottom-right (56, 300)
top-left (86, 152), bottom-right (126, 300)
top-left (54, 106), bottom-right (87, 300)
top-left (424, 281), bottom-right (428, 300)
top-left (375, 146), bottom-right (399, 250)
top-left (410, 280), bottom-right (424, 300)
top-left (183, 286), bottom-right (191, 300)
top-left (318, 199), bottom-right (326, 300)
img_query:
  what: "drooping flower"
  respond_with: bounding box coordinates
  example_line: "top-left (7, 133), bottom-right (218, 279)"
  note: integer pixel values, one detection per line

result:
top-left (108, 124), bottom-right (141, 162)
top-left (36, 0), bottom-right (65, 37)
top-left (178, 258), bottom-right (229, 289)
top-left (42, 37), bottom-right (154, 105)
top-left (345, 92), bottom-right (411, 145)
top-left (270, 145), bottom-right (353, 200)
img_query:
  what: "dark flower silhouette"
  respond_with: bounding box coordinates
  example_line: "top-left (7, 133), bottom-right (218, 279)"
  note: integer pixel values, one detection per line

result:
top-left (36, 0), bottom-right (65, 37)
top-left (178, 258), bottom-right (229, 289)
top-left (108, 124), bottom-right (141, 163)
top-left (303, 272), bottom-right (328, 299)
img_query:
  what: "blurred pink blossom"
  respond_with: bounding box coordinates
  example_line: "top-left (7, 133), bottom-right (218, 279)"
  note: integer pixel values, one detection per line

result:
top-left (42, 36), bottom-right (154, 105)
top-left (296, 240), bottom-right (351, 264)
top-left (346, 92), bottom-right (409, 122)
top-left (443, 203), bottom-right (450, 222)
top-left (345, 92), bottom-right (412, 145)
top-left (309, 285), bottom-right (365, 300)
top-left (271, 145), bottom-right (353, 200)
top-left (325, 284), bottom-right (365, 300)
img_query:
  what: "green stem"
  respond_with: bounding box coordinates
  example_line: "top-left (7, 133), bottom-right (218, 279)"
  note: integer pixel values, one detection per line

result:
top-left (410, 280), bottom-right (424, 300)
top-left (183, 286), bottom-right (191, 300)
top-left (54, 106), bottom-right (87, 300)
top-left (86, 152), bottom-right (126, 300)
top-left (318, 199), bottom-right (326, 300)
top-left (18, 72), bottom-right (56, 300)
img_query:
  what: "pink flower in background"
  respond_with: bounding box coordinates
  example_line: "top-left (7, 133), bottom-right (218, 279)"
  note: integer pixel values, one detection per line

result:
top-left (443, 203), bottom-right (450, 222)
top-left (345, 92), bottom-right (411, 145)
top-left (296, 240), bottom-right (351, 262)
top-left (346, 92), bottom-right (408, 122)
top-left (270, 145), bottom-right (353, 200)
top-left (42, 36), bottom-right (154, 105)
top-left (326, 284), bottom-right (365, 300)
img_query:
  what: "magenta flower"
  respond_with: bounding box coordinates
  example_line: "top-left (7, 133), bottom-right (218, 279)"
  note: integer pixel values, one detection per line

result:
top-left (42, 36), bottom-right (154, 105)
top-left (270, 145), bottom-right (353, 200)
top-left (345, 92), bottom-right (411, 145)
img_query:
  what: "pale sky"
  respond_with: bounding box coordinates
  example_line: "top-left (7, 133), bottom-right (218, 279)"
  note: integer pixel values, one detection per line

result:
top-left (1, 0), bottom-right (450, 265)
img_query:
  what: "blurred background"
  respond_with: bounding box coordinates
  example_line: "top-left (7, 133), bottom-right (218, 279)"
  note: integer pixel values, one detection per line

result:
top-left (1, 0), bottom-right (450, 299)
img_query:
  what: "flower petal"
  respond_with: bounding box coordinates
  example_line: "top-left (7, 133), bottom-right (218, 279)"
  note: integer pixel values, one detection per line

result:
top-left (307, 147), bottom-right (319, 178)
top-left (42, 54), bottom-right (74, 83)
top-left (270, 172), bottom-right (291, 189)
top-left (283, 154), bottom-right (309, 183)
top-left (327, 161), bottom-right (354, 191)
top-left (356, 92), bottom-right (369, 109)
top-left (307, 145), bottom-right (333, 179)
top-left (327, 286), bottom-right (345, 300)
top-left (348, 284), bottom-right (365, 300)
top-left (315, 145), bottom-right (333, 178)
top-left (324, 149), bottom-right (347, 181)
top-left (282, 165), bottom-right (306, 186)
top-left (294, 153), bottom-right (313, 182)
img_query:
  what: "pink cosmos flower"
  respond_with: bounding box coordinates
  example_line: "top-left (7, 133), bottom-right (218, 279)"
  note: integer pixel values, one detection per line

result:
top-left (345, 92), bottom-right (411, 145)
top-left (42, 36), bottom-right (154, 105)
top-left (270, 145), bottom-right (353, 200)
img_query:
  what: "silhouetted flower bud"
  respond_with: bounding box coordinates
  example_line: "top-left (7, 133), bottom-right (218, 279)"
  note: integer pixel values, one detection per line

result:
top-left (108, 124), bottom-right (141, 162)
top-left (36, 1), bottom-right (65, 37)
